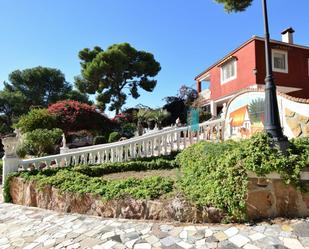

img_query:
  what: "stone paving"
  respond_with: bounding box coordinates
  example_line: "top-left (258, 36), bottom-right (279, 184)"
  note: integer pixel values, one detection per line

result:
top-left (0, 203), bottom-right (309, 249)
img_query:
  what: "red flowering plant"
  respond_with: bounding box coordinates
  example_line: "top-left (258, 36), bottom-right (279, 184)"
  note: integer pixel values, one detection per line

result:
top-left (48, 100), bottom-right (114, 134)
top-left (112, 113), bottom-right (130, 123)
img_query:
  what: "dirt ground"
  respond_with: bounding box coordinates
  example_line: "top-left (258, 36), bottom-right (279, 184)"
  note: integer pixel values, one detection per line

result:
top-left (102, 168), bottom-right (181, 180)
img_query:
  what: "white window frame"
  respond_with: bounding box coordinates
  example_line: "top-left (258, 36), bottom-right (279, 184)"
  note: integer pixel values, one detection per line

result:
top-left (272, 49), bottom-right (288, 73)
top-left (220, 59), bottom-right (237, 84)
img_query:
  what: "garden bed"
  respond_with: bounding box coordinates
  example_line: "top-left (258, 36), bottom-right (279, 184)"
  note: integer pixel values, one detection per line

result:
top-left (8, 175), bottom-right (309, 223)
top-left (5, 133), bottom-right (309, 223)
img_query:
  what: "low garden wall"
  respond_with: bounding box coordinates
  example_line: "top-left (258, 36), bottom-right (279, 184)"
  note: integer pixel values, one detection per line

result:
top-left (9, 177), bottom-right (224, 223)
top-left (5, 133), bottom-right (309, 223)
top-left (9, 176), bottom-right (309, 222)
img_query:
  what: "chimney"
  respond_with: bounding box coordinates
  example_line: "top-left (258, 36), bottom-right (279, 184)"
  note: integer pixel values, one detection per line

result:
top-left (281, 27), bottom-right (295, 44)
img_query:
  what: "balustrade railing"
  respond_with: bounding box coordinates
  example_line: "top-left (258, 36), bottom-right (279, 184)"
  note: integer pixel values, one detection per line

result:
top-left (1, 118), bottom-right (224, 182)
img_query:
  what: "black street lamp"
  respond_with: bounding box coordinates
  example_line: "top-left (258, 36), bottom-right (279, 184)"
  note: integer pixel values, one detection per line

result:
top-left (261, 0), bottom-right (289, 150)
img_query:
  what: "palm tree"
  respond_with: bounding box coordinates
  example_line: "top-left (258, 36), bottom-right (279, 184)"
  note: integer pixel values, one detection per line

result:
top-left (148, 109), bottom-right (170, 130)
top-left (136, 108), bottom-right (151, 135)
top-left (248, 98), bottom-right (265, 123)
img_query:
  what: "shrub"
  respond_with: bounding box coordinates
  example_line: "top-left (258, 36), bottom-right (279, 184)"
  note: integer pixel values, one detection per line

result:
top-left (73, 158), bottom-right (178, 177)
top-left (15, 108), bottom-right (57, 133)
top-left (93, 136), bottom-right (107, 145)
top-left (3, 172), bottom-right (19, 202)
top-left (120, 123), bottom-right (136, 138)
top-left (112, 113), bottom-right (131, 123)
top-left (176, 132), bottom-right (309, 221)
top-left (48, 100), bottom-right (114, 133)
top-left (108, 131), bottom-right (121, 143)
top-left (290, 136), bottom-right (309, 166)
top-left (19, 128), bottom-right (63, 156)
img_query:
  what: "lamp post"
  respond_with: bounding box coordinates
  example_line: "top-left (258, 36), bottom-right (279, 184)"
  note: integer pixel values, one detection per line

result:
top-left (261, 0), bottom-right (288, 150)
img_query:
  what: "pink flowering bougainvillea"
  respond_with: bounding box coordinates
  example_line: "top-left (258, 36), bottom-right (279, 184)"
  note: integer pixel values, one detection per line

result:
top-left (48, 100), bottom-right (114, 133)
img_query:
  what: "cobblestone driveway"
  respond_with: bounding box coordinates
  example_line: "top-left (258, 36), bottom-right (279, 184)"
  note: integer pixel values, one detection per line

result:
top-left (0, 203), bottom-right (309, 249)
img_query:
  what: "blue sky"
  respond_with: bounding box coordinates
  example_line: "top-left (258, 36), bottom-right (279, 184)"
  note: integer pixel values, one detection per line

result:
top-left (0, 0), bottom-right (308, 115)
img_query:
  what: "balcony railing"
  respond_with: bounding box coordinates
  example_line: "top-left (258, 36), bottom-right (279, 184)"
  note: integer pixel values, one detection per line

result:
top-left (199, 89), bottom-right (211, 100)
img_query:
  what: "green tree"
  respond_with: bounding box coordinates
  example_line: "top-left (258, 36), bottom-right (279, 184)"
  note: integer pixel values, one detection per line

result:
top-left (162, 85), bottom-right (198, 126)
top-left (147, 109), bottom-right (170, 129)
top-left (4, 66), bottom-right (91, 108)
top-left (14, 108), bottom-right (57, 133)
top-left (0, 90), bottom-right (27, 134)
top-left (4, 66), bottom-right (71, 108)
top-left (65, 90), bottom-right (92, 105)
top-left (214, 0), bottom-right (253, 12)
top-left (0, 66), bottom-right (91, 136)
top-left (75, 43), bottom-right (161, 114)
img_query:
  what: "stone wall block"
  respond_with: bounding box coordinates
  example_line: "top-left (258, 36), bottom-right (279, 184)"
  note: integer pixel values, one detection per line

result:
top-left (203, 207), bottom-right (224, 223)
top-left (69, 193), bottom-right (94, 214)
top-left (36, 185), bottom-right (53, 210)
top-left (285, 108), bottom-right (309, 138)
top-left (9, 178), bottom-right (24, 204)
top-left (24, 181), bottom-right (37, 207)
top-left (298, 115), bottom-right (309, 124)
top-left (285, 108), bottom-right (296, 118)
top-left (246, 189), bottom-right (275, 220)
top-left (118, 198), bottom-right (147, 219)
top-left (166, 195), bottom-right (197, 222)
top-left (146, 200), bottom-right (165, 220)
top-left (96, 200), bottom-right (118, 218)
top-left (272, 180), bottom-right (309, 217)
top-left (286, 119), bottom-right (302, 137)
top-left (303, 125), bottom-right (309, 137)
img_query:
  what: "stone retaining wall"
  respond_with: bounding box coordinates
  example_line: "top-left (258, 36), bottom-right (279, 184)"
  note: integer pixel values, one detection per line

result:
top-left (9, 177), bottom-right (224, 223)
top-left (247, 178), bottom-right (309, 220)
top-left (9, 177), bottom-right (309, 222)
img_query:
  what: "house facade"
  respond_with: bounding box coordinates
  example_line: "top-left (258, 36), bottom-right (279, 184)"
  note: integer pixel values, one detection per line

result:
top-left (195, 28), bottom-right (309, 117)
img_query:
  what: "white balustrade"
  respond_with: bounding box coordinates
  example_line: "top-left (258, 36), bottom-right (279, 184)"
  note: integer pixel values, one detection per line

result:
top-left (2, 119), bottom-right (225, 180)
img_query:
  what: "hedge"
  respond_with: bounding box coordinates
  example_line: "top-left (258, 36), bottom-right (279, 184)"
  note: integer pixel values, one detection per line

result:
top-left (73, 158), bottom-right (178, 177)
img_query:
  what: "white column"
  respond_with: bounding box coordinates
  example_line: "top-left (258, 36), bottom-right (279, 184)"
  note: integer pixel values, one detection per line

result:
top-left (2, 134), bottom-right (21, 185)
top-left (2, 156), bottom-right (20, 185)
top-left (111, 148), bottom-right (115, 162)
top-left (176, 131), bottom-right (180, 151)
top-left (151, 139), bottom-right (155, 156)
top-left (210, 100), bottom-right (217, 117)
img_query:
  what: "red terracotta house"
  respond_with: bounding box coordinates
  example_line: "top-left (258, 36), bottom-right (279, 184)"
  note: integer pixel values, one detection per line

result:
top-left (195, 28), bottom-right (309, 117)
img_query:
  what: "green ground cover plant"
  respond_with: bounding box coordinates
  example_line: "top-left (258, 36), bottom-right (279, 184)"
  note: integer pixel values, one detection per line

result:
top-left (9, 169), bottom-right (174, 201)
top-left (176, 133), bottom-right (309, 221)
top-left (4, 155), bottom-right (179, 202)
